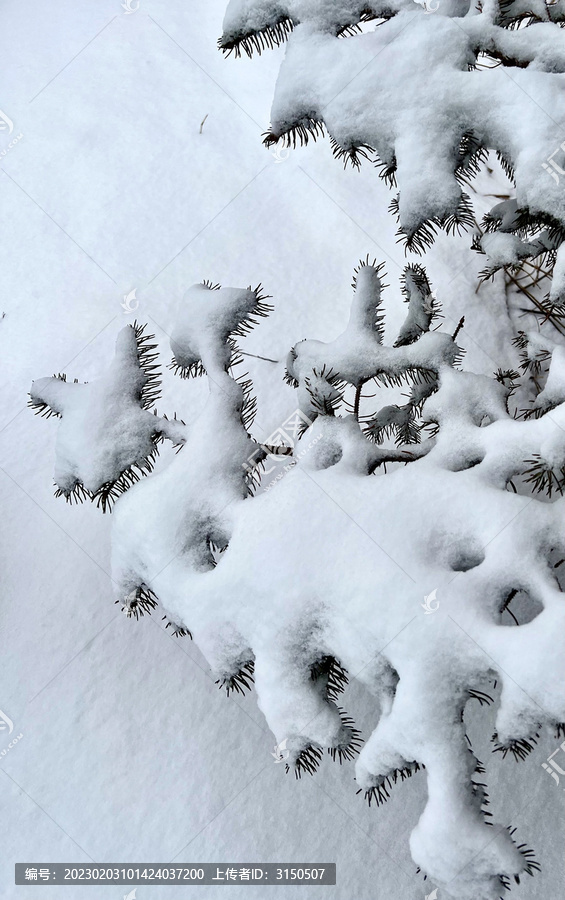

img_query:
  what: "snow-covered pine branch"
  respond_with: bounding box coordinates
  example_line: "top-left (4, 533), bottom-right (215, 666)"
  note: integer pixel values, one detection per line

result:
top-left (29, 323), bottom-right (186, 511)
top-left (286, 260), bottom-right (458, 449)
top-left (219, 0), bottom-right (565, 302)
top-left (31, 263), bottom-right (565, 899)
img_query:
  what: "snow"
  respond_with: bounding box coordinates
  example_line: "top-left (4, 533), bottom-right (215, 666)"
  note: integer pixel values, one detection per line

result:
top-left (480, 232), bottom-right (536, 268)
top-left (107, 265), bottom-right (565, 897)
top-left (1, 1), bottom-right (563, 899)
top-left (227, 1), bottom-right (565, 278)
top-left (287, 264), bottom-right (459, 397)
top-left (29, 323), bottom-right (186, 504)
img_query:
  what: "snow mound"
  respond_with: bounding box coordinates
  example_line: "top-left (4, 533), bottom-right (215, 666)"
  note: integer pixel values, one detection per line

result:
top-left (219, 1), bottom-right (565, 301)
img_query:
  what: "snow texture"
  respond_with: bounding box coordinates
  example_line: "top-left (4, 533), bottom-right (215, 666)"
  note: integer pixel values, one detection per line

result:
top-left (32, 263), bottom-right (564, 899)
top-left (13, 2), bottom-right (563, 897)
top-left (29, 323), bottom-right (186, 511)
top-left (220, 0), bottom-right (565, 301)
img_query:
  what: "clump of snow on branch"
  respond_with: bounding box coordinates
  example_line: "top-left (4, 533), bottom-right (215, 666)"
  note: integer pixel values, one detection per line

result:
top-left (30, 266), bottom-right (563, 898)
top-left (219, 0), bottom-right (565, 304)
top-left (29, 323), bottom-right (186, 511)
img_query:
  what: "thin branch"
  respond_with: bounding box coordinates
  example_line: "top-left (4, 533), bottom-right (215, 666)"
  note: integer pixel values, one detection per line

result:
top-left (505, 270), bottom-right (565, 338)
top-left (452, 317), bottom-right (465, 341)
top-left (239, 350), bottom-right (279, 363)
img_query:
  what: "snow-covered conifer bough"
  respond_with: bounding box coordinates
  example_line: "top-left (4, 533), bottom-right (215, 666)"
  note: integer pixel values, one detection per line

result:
top-left (30, 260), bottom-right (565, 899)
top-left (219, 0), bottom-right (565, 309)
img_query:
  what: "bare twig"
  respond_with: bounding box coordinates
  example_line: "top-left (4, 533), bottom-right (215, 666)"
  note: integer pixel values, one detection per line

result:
top-left (505, 270), bottom-right (565, 338)
top-left (452, 317), bottom-right (465, 340)
top-left (239, 350), bottom-right (279, 363)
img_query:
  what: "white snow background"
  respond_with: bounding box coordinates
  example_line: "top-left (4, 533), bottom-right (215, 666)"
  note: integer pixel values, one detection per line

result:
top-left (0, 0), bottom-right (562, 898)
